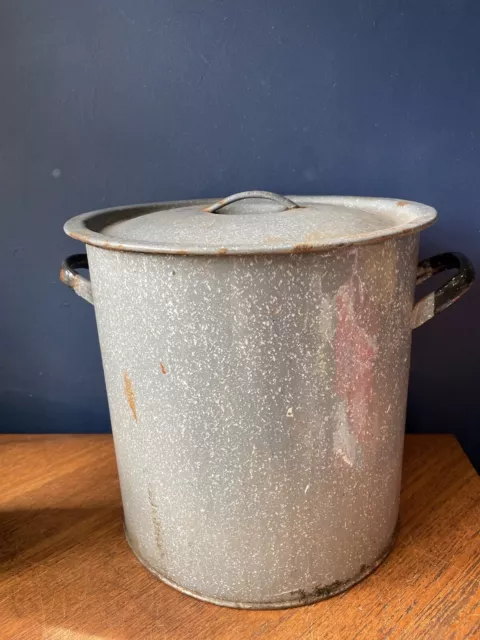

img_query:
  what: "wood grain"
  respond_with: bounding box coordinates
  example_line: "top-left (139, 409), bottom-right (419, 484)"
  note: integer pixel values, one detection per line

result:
top-left (0, 435), bottom-right (478, 639)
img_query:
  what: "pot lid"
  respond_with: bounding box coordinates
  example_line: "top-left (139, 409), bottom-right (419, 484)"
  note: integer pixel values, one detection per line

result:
top-left (64, 190), bottom-right (437, 255)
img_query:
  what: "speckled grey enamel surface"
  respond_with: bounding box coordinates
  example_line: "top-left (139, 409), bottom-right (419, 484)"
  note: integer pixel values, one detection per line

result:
top-left (86, 234), bottom-right (419, 606)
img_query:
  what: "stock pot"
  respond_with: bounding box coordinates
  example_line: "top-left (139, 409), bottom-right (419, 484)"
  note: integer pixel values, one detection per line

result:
top-left (61, 191), bottom-right (474, 608)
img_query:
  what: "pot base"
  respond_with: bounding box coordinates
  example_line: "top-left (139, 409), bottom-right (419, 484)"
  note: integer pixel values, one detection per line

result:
top-left (125, 526), bottom-right (397, 610)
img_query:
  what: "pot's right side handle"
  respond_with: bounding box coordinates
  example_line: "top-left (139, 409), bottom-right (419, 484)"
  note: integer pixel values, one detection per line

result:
top-left (412, 252), bottom-right (475, 329)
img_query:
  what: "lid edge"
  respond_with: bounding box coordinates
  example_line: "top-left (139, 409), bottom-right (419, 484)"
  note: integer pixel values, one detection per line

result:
top-left (64, 196), bottom-right (438, 255)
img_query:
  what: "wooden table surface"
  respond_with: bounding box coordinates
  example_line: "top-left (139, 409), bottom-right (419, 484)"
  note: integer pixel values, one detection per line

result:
top-left (0, 435), bottom-right (478, 640)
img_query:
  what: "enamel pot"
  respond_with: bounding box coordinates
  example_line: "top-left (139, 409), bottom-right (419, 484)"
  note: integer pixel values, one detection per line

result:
top-left (61, 191), bottom-right (474, 608)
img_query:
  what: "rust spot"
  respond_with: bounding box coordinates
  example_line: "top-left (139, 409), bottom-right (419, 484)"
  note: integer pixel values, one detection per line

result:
top-left (292, 243), bottom-right (315, 254)
top-left (292, 579), bottom-right (344, 604)
top-left (216, 247), bottom-right (228, 255)
top-left (59, 268), bottom-right (70, 286)
top-left (100, 239), bottom-right (126, 251)
top-left (201, 197), bottom-right (232, 213)
top-left (123, 371), bottom-right (137, 422)
top-left (312, 580), bottom-right (343, 598)
top-left (72, 232), bottom-right (91, 245)
top-left (160, 362), bottom-right (167, 375)
top-left (397, 200), bottom-right (409, 207)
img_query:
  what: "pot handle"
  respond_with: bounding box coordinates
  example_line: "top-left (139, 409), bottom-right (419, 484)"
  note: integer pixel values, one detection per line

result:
top-left (412, 252), bottom-right (475, 328)
top-left (60, 254), bottom-right (94, 305)
top-left (205, 191), bottom-right (298, 213)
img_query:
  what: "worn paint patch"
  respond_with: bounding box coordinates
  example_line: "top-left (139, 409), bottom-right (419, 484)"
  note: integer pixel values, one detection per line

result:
top-left (160, 362), bottom-right (167, 375)
top-left (123, 371), bottom-right (137, 422)
top-left (397, 200), bottom-right (409, 207)
top-left (148, 486), bottom-right (165, 558)
top-left (411, 292), bottom-right (435, 328)
top-left (334, 274), bottom-right (378, 467)
top-left (304, 230), bottom-right (328, 243)
top-left (72, 275), bottom-right (83, 293)
top-left (263, 235), bottom-right (283, 245)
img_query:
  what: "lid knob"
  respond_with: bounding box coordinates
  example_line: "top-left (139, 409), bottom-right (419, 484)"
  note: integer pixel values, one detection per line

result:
top-left (205, 191), bottom-right (298, 214)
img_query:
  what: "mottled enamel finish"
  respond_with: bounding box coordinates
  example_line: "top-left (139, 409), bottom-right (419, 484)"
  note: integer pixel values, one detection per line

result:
top-left (85, 236), bottom-right (418, 607)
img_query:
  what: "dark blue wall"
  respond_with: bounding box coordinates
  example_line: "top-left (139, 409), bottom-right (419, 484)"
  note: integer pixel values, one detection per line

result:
top-left (1, 1), bottom-right (479, 466)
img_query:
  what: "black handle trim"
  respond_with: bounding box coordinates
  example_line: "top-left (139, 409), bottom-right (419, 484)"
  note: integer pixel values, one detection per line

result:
top-left (413, 252), bottom-right (475, 328)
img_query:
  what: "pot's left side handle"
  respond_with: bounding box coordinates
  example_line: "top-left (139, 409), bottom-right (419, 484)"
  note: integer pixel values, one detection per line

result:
top-left (60, 254), bottom-right (94, 305)
top-left (412, 252), bottom-right (475, 328)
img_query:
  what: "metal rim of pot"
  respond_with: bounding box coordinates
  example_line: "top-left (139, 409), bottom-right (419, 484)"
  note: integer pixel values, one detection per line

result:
top-left (61, 190), bottom-right (475, 329)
